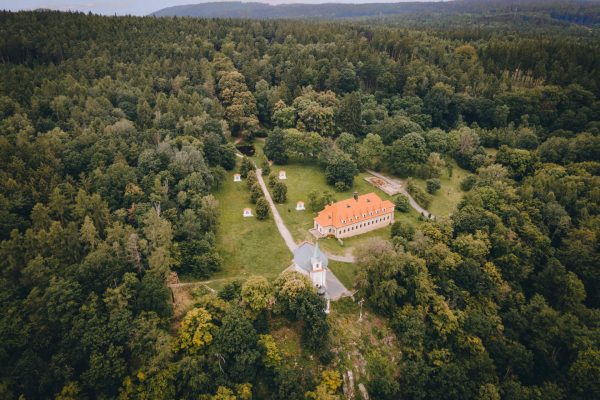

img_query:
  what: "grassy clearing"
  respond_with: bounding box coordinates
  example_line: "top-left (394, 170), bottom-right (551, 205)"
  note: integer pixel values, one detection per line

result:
top-left (270, 162), bottom-right (422, 256)
top-left (328, 260), bottom-right (359, 290)
top-left (212, 164), bottom-right (291, 283)
top-left (409, 159), bottom-right (472, 217)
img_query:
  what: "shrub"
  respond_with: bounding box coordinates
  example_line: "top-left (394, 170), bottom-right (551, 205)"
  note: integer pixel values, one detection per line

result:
top-left (268, 172), bottom-right (278, 188)
top-left (250, 182), bottom-right (263, 204)
top-left (256, 197), bottom-right (269, 220)
top-left (334, 181), bottom-right (350, 192)
top-left (394, 194), bottom-right (410, 212)
top-left (406, 179), bottom-right (432, 208)
top-left (239, 156), bottom-right (255, 178)
top-left (426, 178), bottom-right (441, 194)
top-left (272, 181), bottom-right (288, 203)
top-left (246, 170), bottom-right (258, 189)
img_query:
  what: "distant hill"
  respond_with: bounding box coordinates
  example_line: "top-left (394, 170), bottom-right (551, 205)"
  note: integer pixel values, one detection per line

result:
top-left (150, 0), bottom-right (600, 21)
top-left (150, 1), bottom-right (438, 19)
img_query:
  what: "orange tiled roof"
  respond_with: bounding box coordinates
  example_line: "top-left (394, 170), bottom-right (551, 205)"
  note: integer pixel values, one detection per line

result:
top-left (314, 192), bottom-right (395, 229)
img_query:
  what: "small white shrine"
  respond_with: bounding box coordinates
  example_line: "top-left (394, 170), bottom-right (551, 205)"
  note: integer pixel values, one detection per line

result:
top-left (243, 208), bottom-right (253, 217)
top-left (296, 201), bottom-right (305, 211)
top-left (233, 173), bottom-right (241, 182)
top-left (279, 170), bottom-right (287, 180)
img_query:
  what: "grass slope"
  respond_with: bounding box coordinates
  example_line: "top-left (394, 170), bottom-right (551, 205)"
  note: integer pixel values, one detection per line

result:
top-left (213, 166), bottom-right (291, 284)
top-left (408, 159), bottom-right (472, 217)
top-left (328, 260), bottom-right (359, 290)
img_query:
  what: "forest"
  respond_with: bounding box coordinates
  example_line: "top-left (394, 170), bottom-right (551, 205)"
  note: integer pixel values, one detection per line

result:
top-left (1, 2), bottom-right (600, 399)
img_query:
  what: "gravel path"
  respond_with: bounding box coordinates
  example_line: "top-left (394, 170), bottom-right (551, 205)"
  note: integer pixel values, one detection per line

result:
top-left (256, 168), bottom-right (351, 299)
top-left (256, 168), bottom-right (298, 252)
top-left (366, 169), bottom-right (434, 218)
top-left (326, 252), bottom-right (356, 263)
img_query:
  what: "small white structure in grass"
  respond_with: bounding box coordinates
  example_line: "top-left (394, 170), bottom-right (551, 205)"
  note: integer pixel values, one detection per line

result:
top-left (233, 173), bottom-right (241, 182)
top-left (243, 208), bottom-right (253, 217)
top-left (296, 201), bottom-right (305, 211)
top-left (279, 170), bottom-right (287, 180)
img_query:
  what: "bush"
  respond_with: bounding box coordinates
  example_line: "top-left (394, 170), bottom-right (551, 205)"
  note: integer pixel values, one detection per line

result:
top-left (406, 179), bottom-right (432, 208)
top-left (334, 181), bottom-right (350, 192)
top-left (239, 156), bottom-right (255, 178)
top-left (256, 197), bottom-right (269, 220)
top-left (272, 181), bottom-right (288, 203)
top-left (460, 175), bottom-right (477, 191)
top-left (426, 178), bottom-right (441, 194)
top-left (268, 172), bottom-right (278, 188)
top-left (246, 170), bottom-right (258, 189)
top-left (250, 183), bottom-right (263, 204)
top-left (394, 194), bottom-right (410, 212)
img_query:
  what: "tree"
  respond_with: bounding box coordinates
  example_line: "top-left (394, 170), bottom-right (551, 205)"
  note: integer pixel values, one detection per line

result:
top-left (272, 181), bottom-right (288, 203)
top-left (426, 178), bottom-right (441, 194)
top-left (324, 151), bottom-right (358, 189)
top-left (495, 145), bottom-right (536, 180)
top-left (246, 170), bottom-right (258, 189)
top-left (374, 114), bottom-right (424, 145)
top-left (255, 197), bottom-right (269, 220)
top-left (335, 132), bottom-right (357, 157)
top-left (258, 334), bottom-right (282, 369)
top-left (241, 276), bottom-right (273, 316)
top-left (357, 133), bottom-right (385, 171)
top-left (394, 194), bottom-right (410, 213)
top-left (213, 306), bottom-right (260, 383)
top-left (178, 307), bottom-right (215, 354)
top-left (308, 190), bottom-right (320, 212)
top-left (424, 82), bottom-right (459, 129)
top-left (239, 157), bottom-right (255, 179)
top-left (264, 128), bottom-right (289, 164)
top-left (337, 92), bottom-right (363, 136)
top-left (248, 182), bottom-right (262, 204)
top-left (218, 70), bottom-right (258, 137)
top-left (388, 133), bottom-right (428, 177)
top-left (569, 349), bottom-right (600, 399)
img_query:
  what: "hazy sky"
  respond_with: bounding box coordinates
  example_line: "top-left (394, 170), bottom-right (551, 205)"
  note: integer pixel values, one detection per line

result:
top-left (1, 0), bottom-right (434, 16)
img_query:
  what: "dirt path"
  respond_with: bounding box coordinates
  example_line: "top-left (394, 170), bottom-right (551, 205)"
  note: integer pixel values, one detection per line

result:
top-left (366, 169), bottom-right (434, 218)
top-left (327, 252), bottom-right (356, 263)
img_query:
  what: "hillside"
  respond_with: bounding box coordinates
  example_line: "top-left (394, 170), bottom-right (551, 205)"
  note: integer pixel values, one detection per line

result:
top-left (1, 5), bottom-right (600, 400)
top-left (151, 0), bottom-right (600, 23)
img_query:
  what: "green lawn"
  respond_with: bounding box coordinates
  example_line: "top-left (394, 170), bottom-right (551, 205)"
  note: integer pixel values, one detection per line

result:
top-left (408, 159), bottom-right (472, 217)
top-left (328, 260), bottom-right (359, 289)
top-left (269, 162), bottom-right (422, 256)
top-left (212, 165), bottom-right (291, 283)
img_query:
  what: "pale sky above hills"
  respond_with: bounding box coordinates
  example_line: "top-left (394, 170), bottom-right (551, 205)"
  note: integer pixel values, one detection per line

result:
top-left (1, 0), bottom-right (437, 17)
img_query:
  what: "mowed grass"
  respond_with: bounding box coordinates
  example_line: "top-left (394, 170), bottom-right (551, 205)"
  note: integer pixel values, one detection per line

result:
top-left (328, 260), bottom-right (359, 290)
top-left (212, 167), bottom-right (292, 283)
top-left (269, 162), bottom-right (422, 256)
top-left (409, 159), bottom-right (472, 217)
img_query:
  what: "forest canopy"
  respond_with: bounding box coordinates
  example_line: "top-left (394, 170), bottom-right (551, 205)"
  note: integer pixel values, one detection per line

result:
top-left (1, 3), bottom-right (600, 399)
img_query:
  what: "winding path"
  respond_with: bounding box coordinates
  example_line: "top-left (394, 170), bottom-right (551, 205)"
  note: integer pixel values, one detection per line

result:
top-left (366, 169), bottom-right (434, 218)
top-left (255, 168), bottom-right (298, 253)
top-left (255, 168), bottom-right (352, 299)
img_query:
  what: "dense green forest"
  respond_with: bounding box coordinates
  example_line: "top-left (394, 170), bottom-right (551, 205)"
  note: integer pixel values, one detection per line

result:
top-left (1, 2), bottom-right (600, 399)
